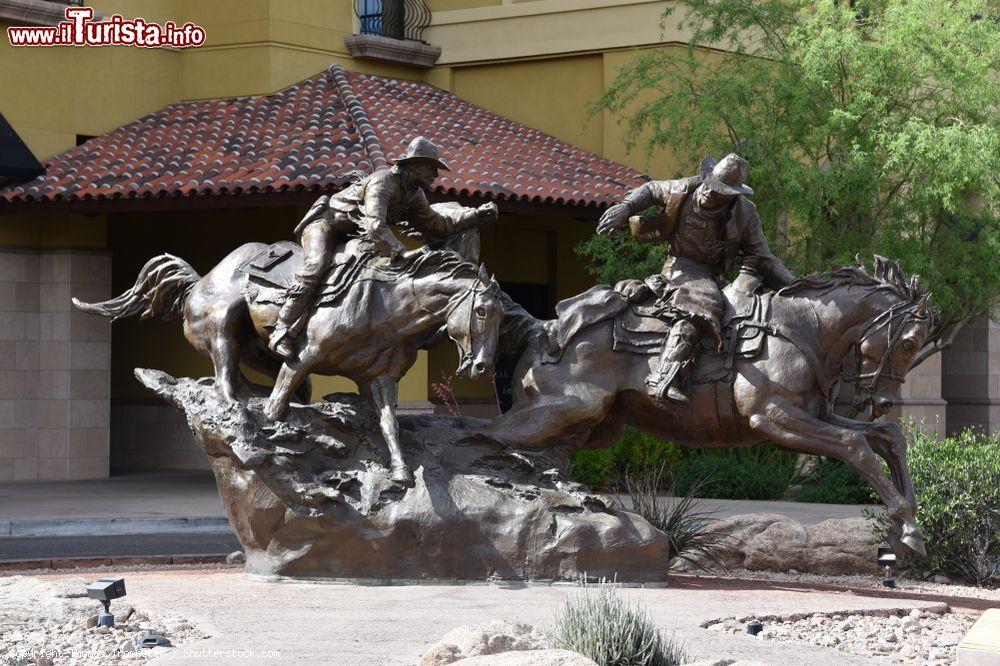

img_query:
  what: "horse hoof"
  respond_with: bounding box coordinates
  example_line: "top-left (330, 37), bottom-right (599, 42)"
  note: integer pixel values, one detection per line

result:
top-left (390, 466), bottom-right (415, 487)
top-left (902, 527), bottom-right (928, 558)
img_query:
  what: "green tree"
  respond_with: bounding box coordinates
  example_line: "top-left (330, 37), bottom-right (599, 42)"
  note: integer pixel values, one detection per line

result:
top-left (586, 0), bottom-right (1000, 363)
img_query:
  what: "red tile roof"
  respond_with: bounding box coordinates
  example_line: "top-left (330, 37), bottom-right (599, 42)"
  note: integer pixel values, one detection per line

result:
top-left (0, 66), bottom-right (647, 210)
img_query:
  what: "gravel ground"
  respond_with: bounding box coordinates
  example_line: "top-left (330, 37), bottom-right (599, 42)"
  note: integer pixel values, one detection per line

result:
top-left (716, 568), bottom-right (1000, 602)
top-left (704, 606), bottom-right (975, 665)
top-left (0, 575), bottom-right (207, 665)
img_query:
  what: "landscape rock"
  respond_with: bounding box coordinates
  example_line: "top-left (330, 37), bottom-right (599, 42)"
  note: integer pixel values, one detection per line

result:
top-left (420, 621), bottom-right (550, 665)
top-left (705, 607), bottom-right (974, 662)
top-left (138, 370), bottom-right (672, 581)
top-left (225, 551), bottom-right (245, 565)
top-left (684, 513), bottom-right (877, 575)
top-left (450, 650), bottom-right (597, 665)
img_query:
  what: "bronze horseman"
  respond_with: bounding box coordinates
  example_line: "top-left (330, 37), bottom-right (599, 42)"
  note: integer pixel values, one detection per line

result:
top-left (269, 136), bottom-right (498, 358)
top-left (597, 153), bottom-right (796, 403)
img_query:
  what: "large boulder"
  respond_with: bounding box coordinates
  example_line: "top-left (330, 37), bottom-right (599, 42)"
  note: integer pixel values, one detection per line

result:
top-left (137, 369), bottom-right (671, 581)
top-left (689, 512), bottom-right (877, 575)
top-left (420, 621), bottom-right (550, 665)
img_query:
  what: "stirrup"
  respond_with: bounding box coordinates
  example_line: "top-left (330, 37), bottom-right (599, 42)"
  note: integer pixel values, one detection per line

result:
top-left (269, 329), bottom-right (297, 360)
top-left (646, 374), bottom-right (689, 404)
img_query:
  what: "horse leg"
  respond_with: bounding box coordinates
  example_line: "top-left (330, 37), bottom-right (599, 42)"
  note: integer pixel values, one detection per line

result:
top-left (240, 342), bottom-right (313, 404)
top-left (749, 397), bottom-right (926, 558)
top-left (361, 376), bottom-right (412, 486)
top-left (827, 415), bottom-right (917, 513)
top-left (478, 388), bottom-right (616, 449)
top-left (264, 356), bottom-right (314, 421)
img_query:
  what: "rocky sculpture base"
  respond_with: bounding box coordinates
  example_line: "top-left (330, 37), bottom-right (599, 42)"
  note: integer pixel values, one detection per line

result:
top-left (136, 369), bottom-right (671, 582)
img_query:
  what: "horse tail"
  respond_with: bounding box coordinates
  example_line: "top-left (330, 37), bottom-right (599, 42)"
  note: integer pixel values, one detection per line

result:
top-left (72, 254), bottom-right (200, 322)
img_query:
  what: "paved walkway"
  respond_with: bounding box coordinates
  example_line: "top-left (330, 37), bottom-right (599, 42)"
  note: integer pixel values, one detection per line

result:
top-left (0, 470), bottom-right (870, 536)
top-left (30, 568), bottom-right (941, 665)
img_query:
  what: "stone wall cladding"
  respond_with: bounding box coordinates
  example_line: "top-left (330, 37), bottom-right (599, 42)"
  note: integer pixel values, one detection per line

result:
top-left (943, 314), bottom-right (1000, 436)
top-left (0, 248), bottom-right (110, 481)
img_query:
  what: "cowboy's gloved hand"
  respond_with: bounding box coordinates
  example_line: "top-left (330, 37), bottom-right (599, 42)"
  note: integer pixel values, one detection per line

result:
top-left (476, 202), bottom-right (498, 225)
top-left (597, 203), bottom-right (631, 235)
top-left (615, 279), bottom-right (651, 302)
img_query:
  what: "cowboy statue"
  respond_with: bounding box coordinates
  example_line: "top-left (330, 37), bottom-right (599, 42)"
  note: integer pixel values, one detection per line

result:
top-left (269, 136), bottom-right (499, 358)
top-left (597, 153), bottom-right (797, 403)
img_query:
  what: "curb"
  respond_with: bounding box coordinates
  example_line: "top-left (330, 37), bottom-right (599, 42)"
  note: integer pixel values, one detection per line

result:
top-left (0, 553), bottom-right (233, 572)
top-left (2, 516), bottom-right (232, 538)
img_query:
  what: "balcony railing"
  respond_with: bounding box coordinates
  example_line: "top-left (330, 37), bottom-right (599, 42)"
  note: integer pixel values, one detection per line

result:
top-left (354, 0), bottom-right (432, 44)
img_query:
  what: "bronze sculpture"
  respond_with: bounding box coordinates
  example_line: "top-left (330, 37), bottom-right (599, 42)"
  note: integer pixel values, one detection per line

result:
top-left (269, 136), bottom-right (497, 359)
top-left (477, 255), bottom-right (931, 557)
top-left (596, 154), bottom-right (796, 403)
top-left (71, 141), bottom-right (937, 579)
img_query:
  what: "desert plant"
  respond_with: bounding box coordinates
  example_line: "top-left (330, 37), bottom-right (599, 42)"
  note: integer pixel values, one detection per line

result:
top-left (553, 579), bottom-right (687, 666)
top-left (570, 428), bottom-right (682, 489)
top-left (673, 445), bottom-right (802, 500)
top-left (869, 422), bottom-right (1000, 586)
top-left (617, 464), bottom-right (735, 570)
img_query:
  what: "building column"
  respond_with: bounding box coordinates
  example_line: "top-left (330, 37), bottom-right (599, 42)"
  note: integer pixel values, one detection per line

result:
top-left (0, 247), bottom-right (111, 482)
top-left (943, 314), bottom-right (1000, 436)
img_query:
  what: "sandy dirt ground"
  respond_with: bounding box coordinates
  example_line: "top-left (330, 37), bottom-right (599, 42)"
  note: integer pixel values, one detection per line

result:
top-left (12, 567), bottom-right (973, 665)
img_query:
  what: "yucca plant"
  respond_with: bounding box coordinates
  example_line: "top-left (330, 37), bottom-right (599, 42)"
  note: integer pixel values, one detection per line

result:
top-left (553, 579), bottom-right (686, 666)
top-left (618, 464), bottom-right (736, 570)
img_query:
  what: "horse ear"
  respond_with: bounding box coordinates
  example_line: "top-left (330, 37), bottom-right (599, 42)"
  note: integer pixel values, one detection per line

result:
top-left (915, 293), bottom-right (930, 317)
top-left (477, 264), bottom-right (489, 281)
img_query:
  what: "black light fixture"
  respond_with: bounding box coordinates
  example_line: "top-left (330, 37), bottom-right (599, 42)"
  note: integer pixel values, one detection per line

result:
top-left (746, 619), bottom-right (764, 636)
top-left (877, 546), bottom-right (897, 588)
top-left (86, 577), bottom-right (127, 627)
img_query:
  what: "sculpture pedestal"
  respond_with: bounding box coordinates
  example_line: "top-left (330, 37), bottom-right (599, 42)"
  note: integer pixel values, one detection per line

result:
top-left (136, 369), bottom-right (670, 582)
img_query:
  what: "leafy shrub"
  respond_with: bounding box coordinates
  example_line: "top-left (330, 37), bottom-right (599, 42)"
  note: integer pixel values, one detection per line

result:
top-left (553, 579), bottom-right (687, 666)
top-left (617, 464), bottom-right (735, 570)
top-left (673, 446), bottom-right (801, 500)
top-left (790, 458), bottom-right (877, 505)
top-left (570, 428), bottom-right (681, 489)
top-left (870, 423), bottom-right (1000, 586)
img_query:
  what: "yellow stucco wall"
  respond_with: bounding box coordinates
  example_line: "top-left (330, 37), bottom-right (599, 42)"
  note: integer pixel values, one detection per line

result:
top-left (0, 0), bottom-right (723, 413)
top-left (452, 55), bottom-right (604, 156)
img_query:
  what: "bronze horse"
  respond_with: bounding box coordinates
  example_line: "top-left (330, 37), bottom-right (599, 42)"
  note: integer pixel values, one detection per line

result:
top-left (73, 241), bottom-right (505, 484)
top-left (479, 257), bottom-right (932, 557)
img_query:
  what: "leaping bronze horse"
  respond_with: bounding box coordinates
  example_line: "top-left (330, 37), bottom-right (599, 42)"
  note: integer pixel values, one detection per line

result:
top-left (74, 242), bottom-right (505, 484)
top-left (478, 257), bottom-right (932, 557)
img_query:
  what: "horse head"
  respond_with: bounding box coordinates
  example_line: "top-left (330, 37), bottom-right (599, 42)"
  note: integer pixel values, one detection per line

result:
top-left (446, 263), bottom-right (504, 381)
top-left (849, 256), bottom-right (934, 418)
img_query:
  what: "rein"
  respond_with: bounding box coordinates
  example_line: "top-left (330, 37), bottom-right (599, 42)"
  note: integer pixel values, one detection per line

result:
top-left (840, 303), bottom-right (928, 398)
top-left (409, 274), bottom-right (496, 367)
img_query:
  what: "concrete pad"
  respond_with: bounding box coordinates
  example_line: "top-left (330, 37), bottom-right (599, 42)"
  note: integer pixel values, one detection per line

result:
top-left (959, 608), bottom-right (1000, 665)
top-left (0, 471), bottom-right (225, 522)
top-left (39, 569), bottom-right (948, 665)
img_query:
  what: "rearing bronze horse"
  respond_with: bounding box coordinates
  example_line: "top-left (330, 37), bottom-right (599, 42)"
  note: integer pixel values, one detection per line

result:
top-left (479, 257), bottom-right (932, 557)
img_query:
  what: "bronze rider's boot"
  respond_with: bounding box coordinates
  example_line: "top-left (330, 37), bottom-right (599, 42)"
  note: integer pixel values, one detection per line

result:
top-left (268, 282), bottom-right (314, 359)
top-left (647, 319), bottom-right (700, 403)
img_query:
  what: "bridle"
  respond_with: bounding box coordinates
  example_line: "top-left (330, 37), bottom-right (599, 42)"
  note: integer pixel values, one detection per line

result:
top-left (839, 302), bottom-right (929, 400)
top-left (411, 274), bottom-right (498, 369)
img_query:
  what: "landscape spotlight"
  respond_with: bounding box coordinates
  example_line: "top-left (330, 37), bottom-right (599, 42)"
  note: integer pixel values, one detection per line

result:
top-left (877, 547), bottom-right (897, 589)
top-left (86, 577), bottom-right (127, 627)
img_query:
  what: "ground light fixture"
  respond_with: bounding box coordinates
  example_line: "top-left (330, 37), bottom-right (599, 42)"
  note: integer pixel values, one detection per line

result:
top-left (746, 619), bottom-right (764, 636)
top-left (877, 546), bottom-right (897, 589)
top-left (86, 577), bottom-right (126, 627)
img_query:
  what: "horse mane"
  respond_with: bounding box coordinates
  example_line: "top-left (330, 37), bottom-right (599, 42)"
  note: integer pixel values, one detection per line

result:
top-left (777, 255), bottom-right (925, 305)
top-left (374, 247), bottom-right (499, 293)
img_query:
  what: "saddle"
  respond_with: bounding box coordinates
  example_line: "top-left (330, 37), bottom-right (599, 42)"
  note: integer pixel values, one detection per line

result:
top-left (612, 279), bottom-right (774, 384)
top-left (239, 238), bottom-right (396, 308)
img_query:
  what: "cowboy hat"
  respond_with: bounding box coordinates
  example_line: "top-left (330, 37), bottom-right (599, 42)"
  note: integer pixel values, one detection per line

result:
top-left (699, 153), bottom-right (753, 197)
top-left (391, 136), bottom-right (450, 171)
